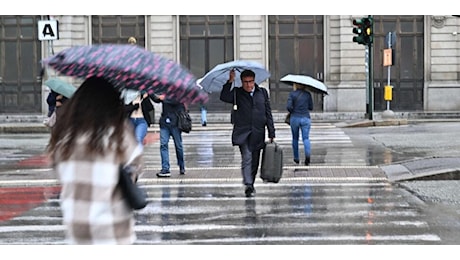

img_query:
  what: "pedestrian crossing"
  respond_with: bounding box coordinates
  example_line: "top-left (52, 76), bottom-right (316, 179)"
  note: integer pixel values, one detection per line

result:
top-left (143, 122), bottom-right (357, 172)
top-left (0, 182), bottom-right (443, 245)
top-left (0, 123), bottom-right (451, 245)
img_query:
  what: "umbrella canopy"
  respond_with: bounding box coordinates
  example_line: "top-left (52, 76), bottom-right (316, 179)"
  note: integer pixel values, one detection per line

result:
top-left (121, 89), bottom-right (140, 105)
top-left (280, 74), bottom-right (328, 95)
top-left (43, 44), bottom-right (208, 105)
top-left (199, 60), bottom-right (270, 93)
top-left (44, 78), bottom-right (76, 98)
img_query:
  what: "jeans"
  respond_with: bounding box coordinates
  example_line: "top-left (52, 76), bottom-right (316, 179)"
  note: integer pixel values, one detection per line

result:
top-left (238, 141), bottom-right (262, 186)
top-left (159, 124), bottom-right (184, 172)
top-left (200, 106), bottom-right (207, 125)
top-left (290, 115), bottom-right (311, 161)
top-left (130, 117), bottom-right (148, 146)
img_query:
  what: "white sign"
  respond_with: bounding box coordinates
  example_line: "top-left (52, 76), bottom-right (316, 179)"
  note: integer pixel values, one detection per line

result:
top-left (37, 20), bottom-right (59, 41)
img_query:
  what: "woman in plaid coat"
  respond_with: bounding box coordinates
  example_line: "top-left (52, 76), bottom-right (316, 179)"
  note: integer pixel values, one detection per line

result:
top-left (47, 77), bottom-right (143, 244)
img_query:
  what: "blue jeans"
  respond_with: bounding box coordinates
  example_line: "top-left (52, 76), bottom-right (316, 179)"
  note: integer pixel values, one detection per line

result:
top-left (159, 124), bottom-right (184, 172)
top-left (201, 106), bottom-right (207, 124)
top-left (290, 115), bottom-right (311, 161)
top-left (130, 117), bottom-right (148, 146)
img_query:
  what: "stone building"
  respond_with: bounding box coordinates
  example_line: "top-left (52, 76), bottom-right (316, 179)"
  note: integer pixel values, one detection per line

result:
top-left (1, 15), bottom-right (459, 120)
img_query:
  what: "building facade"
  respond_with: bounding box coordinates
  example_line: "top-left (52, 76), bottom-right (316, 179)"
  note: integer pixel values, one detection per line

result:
top-left (1, 15), bottom-right (459, 116)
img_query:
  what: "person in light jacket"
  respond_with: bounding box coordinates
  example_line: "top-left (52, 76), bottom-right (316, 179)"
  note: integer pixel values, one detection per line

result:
top-left (124, 90), bottom-right (155, 146)
top-left (47, 77), bottom-right (143, 244)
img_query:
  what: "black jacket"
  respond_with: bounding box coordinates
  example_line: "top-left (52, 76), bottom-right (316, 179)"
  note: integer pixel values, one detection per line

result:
top-left (124, 96), bottom-right (155, 125)
top-left (152, 95), bottom-right (186, 128)
top-left (220, 82), bottom-right (275, 151)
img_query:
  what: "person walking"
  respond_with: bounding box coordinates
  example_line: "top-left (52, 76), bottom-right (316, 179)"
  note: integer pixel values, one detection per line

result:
top-left (286, 82), bottom-right (314, 166)
top-left (200, 104), bottom-right (207, 126)
top-left (124, 90), bottom-right (155, 146)
top-left (46, 90), bottom-right (58, 117)
top-left (46, 76), bottom-right (143, 244)
top-left (220, 69), bottom-right (276, 197)
top-left (152, 93), bottom-right (187, 177)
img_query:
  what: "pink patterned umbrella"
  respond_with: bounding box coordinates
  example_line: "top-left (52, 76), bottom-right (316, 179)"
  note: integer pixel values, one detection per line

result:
top-left (43, 44), bottom-right (208, 105)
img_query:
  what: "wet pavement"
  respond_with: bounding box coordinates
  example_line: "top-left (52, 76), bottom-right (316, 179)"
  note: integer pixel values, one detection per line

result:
top-left (1, 121), bottom-right (460, 245)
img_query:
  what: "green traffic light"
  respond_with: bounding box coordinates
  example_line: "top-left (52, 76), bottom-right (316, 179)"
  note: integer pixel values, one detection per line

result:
top-left (352, 16), bottom-right (373, 45)
top-left (352, 18), bottom-right (366, 45)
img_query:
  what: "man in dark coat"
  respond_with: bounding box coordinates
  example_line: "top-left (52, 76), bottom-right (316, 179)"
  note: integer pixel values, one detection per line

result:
top-left (152, 93), bottom-right (187, 177)
top-left (220, 69), bottom-right (276, 197)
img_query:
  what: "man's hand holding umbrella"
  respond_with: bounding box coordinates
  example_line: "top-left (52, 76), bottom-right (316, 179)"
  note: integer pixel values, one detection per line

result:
top-left (228, 69), bottom-right (235, 84)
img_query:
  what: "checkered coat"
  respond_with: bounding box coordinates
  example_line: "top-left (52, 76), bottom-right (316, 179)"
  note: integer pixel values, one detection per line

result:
top-left (52, 124), bottom-right (143, 244)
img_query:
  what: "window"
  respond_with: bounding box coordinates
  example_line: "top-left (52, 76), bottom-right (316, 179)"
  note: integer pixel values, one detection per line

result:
top-left (92, 16), bottom-right (145, 46)
top-left (180, 15), bottom-right (234, 111)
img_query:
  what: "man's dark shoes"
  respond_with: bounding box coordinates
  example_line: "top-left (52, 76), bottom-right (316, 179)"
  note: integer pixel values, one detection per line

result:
top-left (180, 169), bottom-right (186, 175)
top-left (156, 171), bottom-right (171, 178)
top-left (245, 185), bottom-right (255, 197)
top-left (304, 156), bottom-right (311, 166)
top-left (293, 158), bottom-right (299, 164)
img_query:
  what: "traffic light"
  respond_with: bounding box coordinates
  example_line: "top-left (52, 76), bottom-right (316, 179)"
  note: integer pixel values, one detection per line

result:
top-left (363, 17), bottom-right (373, 45)
top-left (352, 18), bottom-right (366, 45)
top-left (352, 16), bottom-right (373, 46)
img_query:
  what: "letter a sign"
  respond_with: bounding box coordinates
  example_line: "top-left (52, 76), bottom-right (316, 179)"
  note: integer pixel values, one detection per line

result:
top-left (38, 20), bottom-right (59, 41)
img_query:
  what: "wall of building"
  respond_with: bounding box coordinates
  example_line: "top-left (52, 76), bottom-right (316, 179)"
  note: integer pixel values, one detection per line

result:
top-left (426, 16), bottom-right (460, 111)
top-left (38, 15), bottom-right (460, 114)
top-left (327, 15), bottom-right (367, 113)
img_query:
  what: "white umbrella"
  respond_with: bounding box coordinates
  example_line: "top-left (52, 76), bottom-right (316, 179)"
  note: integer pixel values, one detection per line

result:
top-left (121, 89), bottom-right (140, 105)
top-left (280, 74), bottom-right (328, 95)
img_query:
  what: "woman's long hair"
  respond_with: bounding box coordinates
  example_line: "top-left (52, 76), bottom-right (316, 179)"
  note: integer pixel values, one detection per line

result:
top-left (47, 76), bottom-right (128, 162)
top-left (293, 82), bottom-right (307, 91)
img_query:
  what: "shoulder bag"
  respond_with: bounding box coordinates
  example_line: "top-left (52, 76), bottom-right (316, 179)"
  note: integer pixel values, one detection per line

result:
top-left (118, 165), bottom-right (148, 210)
top-left (177, 110), bottom-right (192, 133)
top-left (118, 145), bottom-right (148, 210)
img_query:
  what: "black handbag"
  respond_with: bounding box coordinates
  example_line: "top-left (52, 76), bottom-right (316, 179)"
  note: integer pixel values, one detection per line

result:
top-left (118, 165), bottom-right (148, 210)
top-left (284, 112), bottom-right (291, 125)
top-left (177, 110), bottom-right (192, 133)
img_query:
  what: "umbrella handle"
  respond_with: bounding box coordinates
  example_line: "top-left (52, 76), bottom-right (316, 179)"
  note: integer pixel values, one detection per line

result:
top-left (233, 87), bottom-right (237, 110)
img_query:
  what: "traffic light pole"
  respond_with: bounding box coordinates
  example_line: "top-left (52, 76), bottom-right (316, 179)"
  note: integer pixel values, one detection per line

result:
top-left (367, 43), bottom-right (374, 120)
top-left (352, 15), bottom-right (374, 120)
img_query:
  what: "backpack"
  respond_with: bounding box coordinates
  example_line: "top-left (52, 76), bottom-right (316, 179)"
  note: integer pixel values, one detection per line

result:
top-left (177, 110), bottom-right (192, 133)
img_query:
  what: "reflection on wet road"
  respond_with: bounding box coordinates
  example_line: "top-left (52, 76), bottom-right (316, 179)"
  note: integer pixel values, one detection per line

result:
top-left (0, 181), bottom-right (446, 244)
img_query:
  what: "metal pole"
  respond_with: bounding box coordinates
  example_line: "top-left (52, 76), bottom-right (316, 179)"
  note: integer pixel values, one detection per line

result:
top-left (365, 46), bottom-right (369, 117)
top-left (368, 43), bottom-right (374, 120)
top-left (368, 15), bottom-right (374, 120)
top-left (386, 32), bottom-right (391, 111)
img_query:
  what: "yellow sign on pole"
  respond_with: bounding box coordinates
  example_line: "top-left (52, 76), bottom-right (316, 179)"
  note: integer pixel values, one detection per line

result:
top-left (384, 85), bottom-right (393, 101)
top-left (383, 48), bottom-right (392, 66)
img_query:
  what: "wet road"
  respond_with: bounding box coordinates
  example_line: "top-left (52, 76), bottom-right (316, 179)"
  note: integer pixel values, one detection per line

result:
top-left (0, 181), bottom-right (453, 245)
top-left (1, 122), bottom-right (460, 244)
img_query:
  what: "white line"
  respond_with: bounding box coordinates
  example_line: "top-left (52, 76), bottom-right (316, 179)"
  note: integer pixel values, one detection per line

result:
top-left (0, 177), bottom-right (388, 186)
top-left (135, 234), bottom-right (441, 244)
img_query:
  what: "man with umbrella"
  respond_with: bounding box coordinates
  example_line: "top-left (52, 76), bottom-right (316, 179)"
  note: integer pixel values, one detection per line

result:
top-left (220, 69), bottom-right (276, 197)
